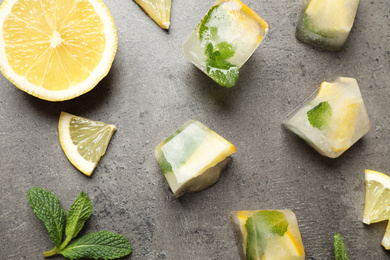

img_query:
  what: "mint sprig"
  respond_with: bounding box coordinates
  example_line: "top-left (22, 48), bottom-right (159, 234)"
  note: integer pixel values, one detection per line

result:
top-left (307, 101), bottom-right (332, 129)
top-left (27, 187), bottom-right (132, 259)
top-left (199, 5), bottom-right (239, 88)
top-left (334, 232), bottom-right (349, 260)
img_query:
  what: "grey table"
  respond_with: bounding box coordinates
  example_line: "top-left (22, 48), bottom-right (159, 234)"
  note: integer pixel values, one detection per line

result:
top-left (1, 0), bottom-right (389, 259)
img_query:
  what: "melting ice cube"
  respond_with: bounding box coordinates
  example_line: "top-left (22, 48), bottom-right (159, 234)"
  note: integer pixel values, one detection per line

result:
top-left (182, 0), bottom-right (268, 88)
top-left (154, 119), bottom-right (236, 197)
top-left (230, 210), bottom-right (305, 260)
top-left (283, 77), bottom-right (370, 158)
top-left (295, 0), bottom-right (359, 51)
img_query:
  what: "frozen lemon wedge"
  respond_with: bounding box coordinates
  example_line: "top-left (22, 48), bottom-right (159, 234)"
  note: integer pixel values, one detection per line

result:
top-left (0, 0), bottom-right (117, 101)
top-left (303, 0), bottom-right (358, 37)
top-left (363, 170), bottom-right (390, 224)
top-left (58, 112), bottom-right (116, 176)
top-left (329, 98), bottom-right (361, 152)
top-left (134, 0), bottom-right (172, 29)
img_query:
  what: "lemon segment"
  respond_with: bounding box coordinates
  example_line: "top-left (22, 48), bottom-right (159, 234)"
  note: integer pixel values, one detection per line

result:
top-left (363, 170), bottom-right (390, 224)
top-left (58, 112), bottom-right (116, 176)
top-left (303, 0), bottom-right (358, 37)
top-left (0, 0), bottom-right (117, 101)
top-left (381, 221), bottom-right (390, 250)
top-left (134, 0), bottom-right (171, 29)
top-left (329, 98), bottom-right (361, 152)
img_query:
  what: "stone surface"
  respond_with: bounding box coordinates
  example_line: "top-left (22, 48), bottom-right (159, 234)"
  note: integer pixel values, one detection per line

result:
top-left (0, 0), bottom-right (389, 259)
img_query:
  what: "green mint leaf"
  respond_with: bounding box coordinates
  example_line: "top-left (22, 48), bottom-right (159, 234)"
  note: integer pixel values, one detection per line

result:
top-left (60, 230), bottom-right (132, 260)
top-left (307, 101), bottom-right (332, 129)
top-left (205, 42), bottom-right (239, 88)
top-left (199, 5), bottom-right (220, 41)
top-left (27, 187), bottom-right (66, 247)
top-left (334, 233), bottom-right (349, 260)
top-left (245, 211), bottom-right (288, 260)
top-left (65, 191), bottom-right (92, 240)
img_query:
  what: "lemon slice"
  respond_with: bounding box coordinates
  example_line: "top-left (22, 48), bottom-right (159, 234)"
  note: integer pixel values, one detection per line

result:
top-left (303, 0), bottom-right (359, 37)
top-left (134, 0), bottom-right (171, 29)
top-left (363, 170), bottom-right (390, 224)
top-left (264, 230), bottom-right (305, 259)
top-left (329, 98), bottom-right (361, 152)
top-left (0, 0), bottom-right (117, 101)
top-left (58, 112), bottom-right (116, 176)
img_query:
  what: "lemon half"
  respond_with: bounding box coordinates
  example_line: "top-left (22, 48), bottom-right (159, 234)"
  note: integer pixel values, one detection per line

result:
top-left (0, 0), bottom-right (117, 101)
top-left (58, 112), bottom-right (116, 176)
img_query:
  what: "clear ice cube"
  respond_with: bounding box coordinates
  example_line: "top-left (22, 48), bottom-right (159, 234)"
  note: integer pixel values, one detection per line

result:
top-left (295, 0), bottom-right (359, 51)
top-left (230, 210), bottom-right (305, 260)
top-left (182, 0), bottom-right (268, 88)
top-left (283, 77), bottom-right (370, 158)
top-left (154, 119), bottom-right (236, 197)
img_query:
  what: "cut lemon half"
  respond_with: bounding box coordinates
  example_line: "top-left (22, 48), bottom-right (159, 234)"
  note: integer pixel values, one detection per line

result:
top-left (363, 169), bottom-right (390, 224)
top-left (134, 0), bottom-right (171, 29)
top-left (303, 0), bottom-right (358, 37)
top-left (58, 112), bottom-right (116, 176)
top-left (0, 0), bottom-right (117, 101)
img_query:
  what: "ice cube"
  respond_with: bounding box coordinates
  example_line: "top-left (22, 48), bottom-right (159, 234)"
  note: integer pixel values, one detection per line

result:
top-left (295, 0), bottom-right (359, 51)
top-left (283, 77), bottom-right (370, 158)
top-left (182, 0), bottom-right (268, 88)
top-left (230, 210), bottom-right (305, 260)
top-left (154, 119), bottom-right (236, 197)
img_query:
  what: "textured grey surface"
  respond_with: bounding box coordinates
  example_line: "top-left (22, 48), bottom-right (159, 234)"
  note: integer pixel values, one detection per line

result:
top-left (0, 0), bottom-right (389, 259)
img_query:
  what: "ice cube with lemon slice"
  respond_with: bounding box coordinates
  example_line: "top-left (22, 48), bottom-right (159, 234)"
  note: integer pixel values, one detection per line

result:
top-left (230, 210), bottom-right (305, 260)
top-left (363, 169), bottom-right (390, 250)
top-left (154, 119), bottom-right (236, 197)
top-left (58, 112), bottom-right (116, 177)
top-left (296, 0), bottom-right (359, 51)
top-left (283, 77), bottom-right (370, 158)
top-left (182, 0), bottom-right (268, 88)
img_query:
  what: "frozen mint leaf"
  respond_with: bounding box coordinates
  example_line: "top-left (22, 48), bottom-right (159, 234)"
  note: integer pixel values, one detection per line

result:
top-left (307, 101), bottom-right (332, 129)
top-left (60, 230), bottom-right (132, 260)
top-left (334, 233), bottom-right (349, 260)
top-left (199, 5), bottom-right (220, 41)
top-left (205, 42), bottom-right (239, 88)
top-left (65, 191), bottom-right (92, 240)
top-left (245, 211), bottom-right (288, 260)
top-left (27, 187), bottom-right (66, 247)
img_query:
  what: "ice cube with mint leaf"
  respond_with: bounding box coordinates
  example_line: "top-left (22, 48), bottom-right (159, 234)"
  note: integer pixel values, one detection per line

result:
top-left (154, 119), bottom-right (236, 197)
top-left (230, 210), bottom-right (305, 260)
top-left (182, 0), bottom-right (268, 88)
top-left (283, 77), bottom-right (370, 158)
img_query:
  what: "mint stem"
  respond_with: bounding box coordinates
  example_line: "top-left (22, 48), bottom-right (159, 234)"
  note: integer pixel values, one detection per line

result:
top-left (43, 248), bottom-right (59, 257)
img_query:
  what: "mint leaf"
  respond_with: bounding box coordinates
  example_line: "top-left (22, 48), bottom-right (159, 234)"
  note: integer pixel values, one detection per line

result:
top-left (334, 233), bottom-right (349, 260)
top-left (245, 211), bottom-right (288, 260)
top-left (199, 5), bottom-right (220, 42)
top-left (27, 187), bottom-right (66, 247)
top-left (60, 230), bottom-right (133, 260)
top-left (205, 42), bottom-right (239, 88)
top-left (65, 191), bottom-right (92, 240)
top-left (307, 101), bottom-right (332, 129)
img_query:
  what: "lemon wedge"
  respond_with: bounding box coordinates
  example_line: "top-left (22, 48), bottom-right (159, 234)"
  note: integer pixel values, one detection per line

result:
top-left (329, 98), bottom-right (361, 152)
top-left (363, 170), bottom-right (390, 224)
top-left (0, 0), bottom-right (117, 101)
top-left (134, 0), bottom-right (171, 29)
top-left (58, 112), bottom-right (116, 176)
top-left (382, 221), bottom-right (390, 250)
top-left (303, 0), bottom-right (359, 37)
